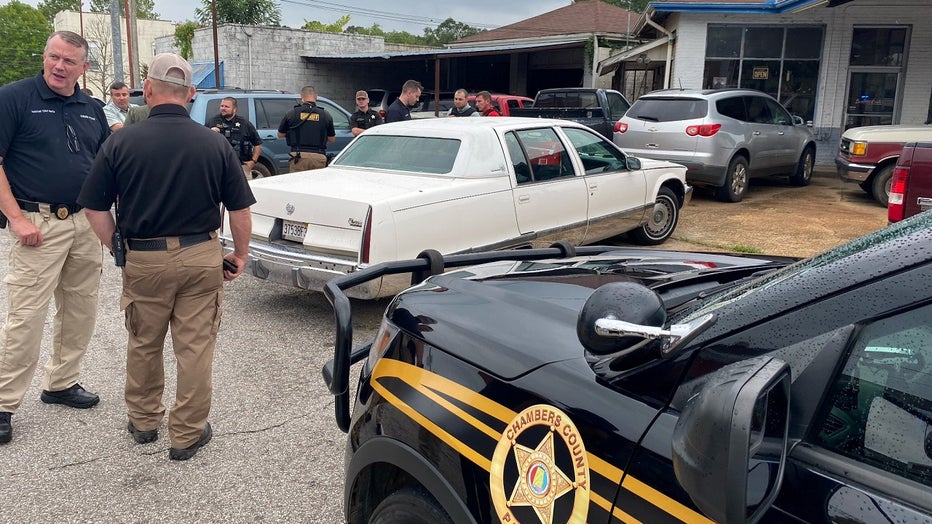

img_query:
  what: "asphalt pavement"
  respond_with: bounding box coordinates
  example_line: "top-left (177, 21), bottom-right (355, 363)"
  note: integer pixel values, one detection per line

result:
top-left (0, 243), bottom-right (387, 523)
top-left (0, 168), bottom-right (888, 523)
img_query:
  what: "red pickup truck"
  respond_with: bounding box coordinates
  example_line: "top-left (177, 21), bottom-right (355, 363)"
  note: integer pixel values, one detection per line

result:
top-left (836, 125), bottom-right (932, 206)
top-left (466, 93), bottom-right (533, 116)
top-left (888, 141), bottom-right (932, 222)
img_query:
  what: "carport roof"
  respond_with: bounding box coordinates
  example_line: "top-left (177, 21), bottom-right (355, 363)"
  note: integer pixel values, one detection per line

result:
top-left (300, 39), bottom-right (588, 63)
top-left (648, 0), bottom-right (855, 13)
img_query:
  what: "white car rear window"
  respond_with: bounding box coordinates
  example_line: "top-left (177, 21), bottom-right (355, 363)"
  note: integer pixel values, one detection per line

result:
top-left (333, 135), bottom-right (461, 174)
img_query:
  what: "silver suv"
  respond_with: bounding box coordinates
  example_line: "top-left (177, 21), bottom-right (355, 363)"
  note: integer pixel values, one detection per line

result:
top-left (614, 89), bottom-right (816, 202)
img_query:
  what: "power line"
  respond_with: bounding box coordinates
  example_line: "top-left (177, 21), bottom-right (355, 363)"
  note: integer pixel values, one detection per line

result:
top-left (278, 0), bottom-right (501, 30)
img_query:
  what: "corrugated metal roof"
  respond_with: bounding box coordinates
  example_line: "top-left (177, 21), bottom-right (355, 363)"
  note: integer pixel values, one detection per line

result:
top-left (453, 1), bottom-right (639, 45)
top-left (649, 0), bottom-right (842, 13)
top-left (301, 39), bottom-right (588, 62)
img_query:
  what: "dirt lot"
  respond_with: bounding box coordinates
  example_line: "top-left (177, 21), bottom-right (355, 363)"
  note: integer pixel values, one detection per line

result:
top-left (645, 169), bottom-right (889, 258)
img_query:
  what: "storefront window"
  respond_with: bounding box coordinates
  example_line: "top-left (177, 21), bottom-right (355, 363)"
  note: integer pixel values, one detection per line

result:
top-left (704, 25), bottom-right (824, 122)
top-left (844, 27), bottom-right (909, 129)
top-left (744, 27), bottom-right (784, 59)
top-left (850, 27), bottom-right (906, 66)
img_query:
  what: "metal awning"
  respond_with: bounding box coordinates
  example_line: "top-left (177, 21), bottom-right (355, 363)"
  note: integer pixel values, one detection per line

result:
top-left (190, 61), bottom-right (223, 89)
top-left (300, 39), bottom-right (588, 63)
top-left (597, 37), bottom-right (670, 75)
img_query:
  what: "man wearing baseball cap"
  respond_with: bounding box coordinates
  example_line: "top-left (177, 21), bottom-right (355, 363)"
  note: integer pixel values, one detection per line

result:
top-left (350, 90), bottom-right (384, 137)
top-left (79, 53), bottom-right (255, 461)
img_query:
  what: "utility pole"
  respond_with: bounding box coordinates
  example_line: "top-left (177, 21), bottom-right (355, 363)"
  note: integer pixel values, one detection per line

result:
top-left (123, 0), bottom-right (135, 87)
top-left (129, 0), bottom-right (140, 84)
top-left (110, 0), bottom-right (124, 82)
top-left (78, 0), bottom-right (85, 88)
top-left (212, 0), bottom-right (221, 88)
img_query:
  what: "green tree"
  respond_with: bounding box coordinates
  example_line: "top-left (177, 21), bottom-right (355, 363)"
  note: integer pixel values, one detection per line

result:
top-left (173, 21), bottom-right (199, 60)
top-left (345, 22), bottom-right (426, 46)
top-left (302, 14), bottom-right (350, 33)
top-left (88, 0), bottom-right (160, 20)
top-left (384, 30), bottom-right (427, 46)
top-left (0, 1), bottom-right (52, 86)
top-left (194, 0), bottom-right (281, 26)
top-left (345, 23), bottom-right (384, 37)
top-left (423, 18), bottom-right (483, 46)
top-left (36, 0), bottom-right (78, 24)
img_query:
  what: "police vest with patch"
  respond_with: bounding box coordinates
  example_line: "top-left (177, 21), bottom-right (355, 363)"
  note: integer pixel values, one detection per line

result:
top-left (285, 102), bottom-right (328, 152)
top-left (219, 117), bottom-right (254, 162)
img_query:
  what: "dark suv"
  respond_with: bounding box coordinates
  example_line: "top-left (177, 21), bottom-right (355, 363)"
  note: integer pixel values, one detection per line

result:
top-left (615, 89), bottom-right (816, 202)
top-left (188, 90), bottom-right (354, 177)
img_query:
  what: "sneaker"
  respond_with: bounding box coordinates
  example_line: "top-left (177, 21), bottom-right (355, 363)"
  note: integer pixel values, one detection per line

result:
top-left (0, 412), bottom-right (11, 444)
top-left (40, 384), bottom-right (100, 409)
top-left (127, 421), bottom-right (158, 444)
top-left (169, 422), bottom-right (212, 461)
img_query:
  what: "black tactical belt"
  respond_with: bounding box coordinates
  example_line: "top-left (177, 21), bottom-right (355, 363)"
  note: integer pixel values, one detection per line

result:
top-left (126, 233), bottom-right (214, 251)
top-left (16, 198), bottom-right (82, 220)
top-left (294, 148), bottom-right (326, 154)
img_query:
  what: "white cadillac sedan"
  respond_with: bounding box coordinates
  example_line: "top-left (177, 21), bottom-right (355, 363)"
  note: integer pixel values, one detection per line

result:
top-left (221, 117), bottom-right (691, 299)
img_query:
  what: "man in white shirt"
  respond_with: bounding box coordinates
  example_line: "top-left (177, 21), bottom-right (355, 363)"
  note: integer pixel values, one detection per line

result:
top-left (102, 81), bottom-right (138, 131)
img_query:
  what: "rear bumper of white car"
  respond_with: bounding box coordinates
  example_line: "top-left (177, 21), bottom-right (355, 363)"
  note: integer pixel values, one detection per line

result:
top-left (219, 237), bottom-right (383, 299)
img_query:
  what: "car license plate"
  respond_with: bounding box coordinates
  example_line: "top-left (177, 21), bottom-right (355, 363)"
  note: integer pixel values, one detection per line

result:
top-left (282, 220), bottom-right (307, 242)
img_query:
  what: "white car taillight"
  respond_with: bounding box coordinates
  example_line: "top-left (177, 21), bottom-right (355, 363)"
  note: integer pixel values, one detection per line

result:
top-left (360, 206), bottom-right (372, 264)
top-left (614, 121), bottom-right (628, 133)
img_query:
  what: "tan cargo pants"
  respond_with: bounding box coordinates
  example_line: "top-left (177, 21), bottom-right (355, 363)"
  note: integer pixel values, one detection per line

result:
top-left (121, 236), bottom-right (223, 449)
top-left (0, 208), bottom-right (102, 413)
top-left (289, 152), bottom-right (326, 172)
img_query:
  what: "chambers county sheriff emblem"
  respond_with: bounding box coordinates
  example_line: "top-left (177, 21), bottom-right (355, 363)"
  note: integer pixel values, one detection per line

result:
top-left (491, 405), bottom-right (590, 523)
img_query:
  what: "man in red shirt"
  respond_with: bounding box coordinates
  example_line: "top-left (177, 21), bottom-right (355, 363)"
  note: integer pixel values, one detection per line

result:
top-left (475, 91), bottom-right (501, 117)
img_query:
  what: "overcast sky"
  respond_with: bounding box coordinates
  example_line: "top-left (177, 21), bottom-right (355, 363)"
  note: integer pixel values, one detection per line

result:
top-left (18, 0), bottom-right (573, 33)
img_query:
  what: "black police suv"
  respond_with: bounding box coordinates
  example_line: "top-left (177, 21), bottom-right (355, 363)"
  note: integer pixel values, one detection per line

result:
top-left (324, 212), bottom-right (932, 524)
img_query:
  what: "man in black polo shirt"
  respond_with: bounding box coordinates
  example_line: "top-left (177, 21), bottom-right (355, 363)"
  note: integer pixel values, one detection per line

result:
top-left (0, 30), bottom-right (110, 445)
top-left (385, 79), bottom-right (423, 123)
top-left (350, 90), bottom-right (384, 136)
top-left (277, 85), bottom-right (335, 172)
top-left (79, 53), bottom-right (255, 461)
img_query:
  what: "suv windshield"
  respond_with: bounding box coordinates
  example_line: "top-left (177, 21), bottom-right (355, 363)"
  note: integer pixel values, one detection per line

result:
top-left (627, 98), bottom-right (708, 122)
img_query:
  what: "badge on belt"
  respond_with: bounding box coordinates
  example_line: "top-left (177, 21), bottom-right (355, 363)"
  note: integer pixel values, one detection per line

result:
top-left (55, 205), bottom-right (71, 220)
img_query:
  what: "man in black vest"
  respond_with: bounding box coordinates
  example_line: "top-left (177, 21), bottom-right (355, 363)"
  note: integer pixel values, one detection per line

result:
top-left (277, 86), bottom-right (335, 172)
top-left (207, 97), bottom-right (263, 179)
top-left (448, 88), bottom-right (478, 117)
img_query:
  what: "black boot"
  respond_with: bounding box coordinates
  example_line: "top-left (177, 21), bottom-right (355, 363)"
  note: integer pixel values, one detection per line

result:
top-left (0, 412), bottom-right (11, 444)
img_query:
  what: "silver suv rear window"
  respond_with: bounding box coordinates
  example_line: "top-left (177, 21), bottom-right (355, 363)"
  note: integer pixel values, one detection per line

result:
top-left (627, 98), bottom-right (707, 122)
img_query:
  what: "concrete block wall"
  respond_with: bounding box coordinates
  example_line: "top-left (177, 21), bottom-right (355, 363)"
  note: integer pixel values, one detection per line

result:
top-left (178, 24), bottom-right (385, 110)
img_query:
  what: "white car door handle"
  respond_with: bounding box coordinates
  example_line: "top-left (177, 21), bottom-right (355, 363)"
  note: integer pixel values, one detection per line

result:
top-left (778, 131), bottom-right (785, 135)
top-left (589, 182), bottom-right (598, 190)
top-left (518, 195), bottom-right (531, 203)
top-left (262, 134), bottom-right (277, 139)
top-left (753, 131), bottom-right (761, 136)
